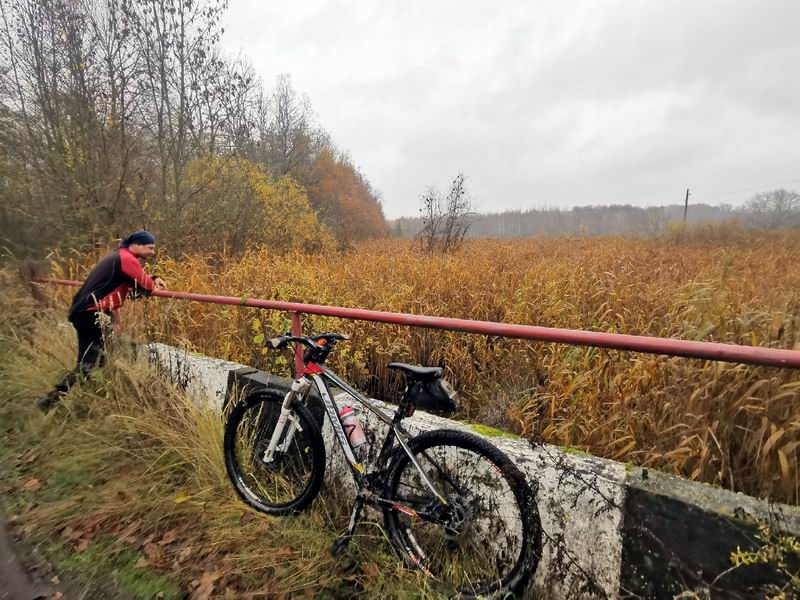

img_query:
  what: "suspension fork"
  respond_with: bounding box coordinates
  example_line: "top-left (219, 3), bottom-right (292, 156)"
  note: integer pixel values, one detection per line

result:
top-left (263, 377), bottom-right (311, 462)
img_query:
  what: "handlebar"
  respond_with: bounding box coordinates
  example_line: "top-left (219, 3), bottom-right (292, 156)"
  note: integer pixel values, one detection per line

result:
top-left (265, 332), bottom-right (350, 351)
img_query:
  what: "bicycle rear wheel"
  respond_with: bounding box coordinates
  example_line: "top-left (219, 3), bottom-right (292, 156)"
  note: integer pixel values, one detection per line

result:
top-left (383, 429), bottom-right (541, 598)
top-left (224, 389), bottom-right (326, 516)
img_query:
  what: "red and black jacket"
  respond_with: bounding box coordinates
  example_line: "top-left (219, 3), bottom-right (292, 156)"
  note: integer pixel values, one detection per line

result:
top-left (68, 248), bottom-right (156, 320)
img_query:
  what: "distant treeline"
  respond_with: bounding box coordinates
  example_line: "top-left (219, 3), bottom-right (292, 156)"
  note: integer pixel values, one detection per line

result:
top-left (0, 0), bottom-right (386, 256)
top-left (390, 201), bottom-right (798, 239)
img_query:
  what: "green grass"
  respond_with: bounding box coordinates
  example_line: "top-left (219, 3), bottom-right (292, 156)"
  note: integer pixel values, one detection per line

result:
top-left (46, 537), bottom-right (181, 600)
top-left (39, 465), bottom-right (94, 502)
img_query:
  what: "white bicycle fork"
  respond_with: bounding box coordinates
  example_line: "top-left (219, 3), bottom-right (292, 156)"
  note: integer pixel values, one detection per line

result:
top-left (262, 377), bottom-right (311, 463)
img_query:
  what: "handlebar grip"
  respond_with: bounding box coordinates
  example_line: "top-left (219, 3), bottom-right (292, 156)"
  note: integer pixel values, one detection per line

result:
top-left (266, 337), bottom-right (287, 349)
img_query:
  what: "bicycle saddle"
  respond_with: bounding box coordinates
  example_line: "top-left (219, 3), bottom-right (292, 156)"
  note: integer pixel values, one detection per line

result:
top-left (387, 363), bottom-right (442, 382)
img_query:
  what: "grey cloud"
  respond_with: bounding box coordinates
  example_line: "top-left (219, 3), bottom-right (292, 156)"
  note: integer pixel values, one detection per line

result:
top-left (222, 0), bottom-right (800, 218)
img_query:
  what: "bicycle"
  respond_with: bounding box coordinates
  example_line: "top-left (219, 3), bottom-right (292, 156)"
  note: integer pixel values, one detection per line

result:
top-left (224, 332), bottom-right (542, 598)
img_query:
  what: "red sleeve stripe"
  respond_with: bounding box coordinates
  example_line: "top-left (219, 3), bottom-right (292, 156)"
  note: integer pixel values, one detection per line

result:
top-left (119, 248), bottom-right (155, 292)
top-left (93, 284), bottom-right (130, 311)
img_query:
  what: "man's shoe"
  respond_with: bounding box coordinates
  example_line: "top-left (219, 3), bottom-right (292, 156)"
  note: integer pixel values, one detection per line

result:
top-left (35, 393), bottom-right (59, 413)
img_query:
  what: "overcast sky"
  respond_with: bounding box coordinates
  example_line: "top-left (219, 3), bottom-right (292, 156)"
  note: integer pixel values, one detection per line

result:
top-left (222, 0), bottom-right (800, 219)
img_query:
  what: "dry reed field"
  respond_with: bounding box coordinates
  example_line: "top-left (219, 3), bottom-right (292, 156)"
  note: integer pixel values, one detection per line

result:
top-left (50, 229), bottom-right (800, 505)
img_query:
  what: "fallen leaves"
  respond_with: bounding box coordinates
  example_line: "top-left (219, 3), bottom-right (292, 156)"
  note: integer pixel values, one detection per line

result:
top-left (158, 529), bottom-right (179, 546)
top-left (21, 478), bottom-right (44, 491)
top-left (176, 545), bottom-right (194, 562)
top-left (138, 542), bottom-right (169, 569)
top-left (59, 523), bottom-right (95, 553)
top-left (60, 525), bottom-right (83, 542)
top-left (15, 449), bottom-right (40, 469)
top-left (189, 570), bottom-right (222, 600)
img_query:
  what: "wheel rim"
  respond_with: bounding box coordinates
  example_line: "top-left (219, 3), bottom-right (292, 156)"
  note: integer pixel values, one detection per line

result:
top-left (231, 401), bottom-right (317, 508)
top-left (390, 443), bottom-right (529, 595)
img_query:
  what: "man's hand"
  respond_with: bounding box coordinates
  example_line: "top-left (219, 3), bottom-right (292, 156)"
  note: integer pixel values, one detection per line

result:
top-left (153, 277), bottom-right (167, 290)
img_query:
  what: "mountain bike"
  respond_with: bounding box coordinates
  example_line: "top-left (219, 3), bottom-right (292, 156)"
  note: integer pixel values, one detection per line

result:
top-left (223, 332), bottom-right (542, 598)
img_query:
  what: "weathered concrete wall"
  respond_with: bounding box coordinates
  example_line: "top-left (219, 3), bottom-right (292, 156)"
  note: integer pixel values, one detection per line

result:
top-left (145, 342), bottom-right (800, 599)
top-left (146, 343), bottom-right (250, 410)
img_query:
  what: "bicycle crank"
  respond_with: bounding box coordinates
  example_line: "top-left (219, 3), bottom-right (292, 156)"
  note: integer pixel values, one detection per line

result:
top-left (330, 493), bottom-right (366, 557)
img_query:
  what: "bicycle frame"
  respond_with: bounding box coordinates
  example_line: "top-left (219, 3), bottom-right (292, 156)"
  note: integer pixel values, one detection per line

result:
top-left (229, 335), bottom-right (540, 591)
top-left (264, 365), bottom-right (447, 505)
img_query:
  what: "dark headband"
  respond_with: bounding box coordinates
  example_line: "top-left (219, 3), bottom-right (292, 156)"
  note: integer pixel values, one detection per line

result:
top-left (119, 230), bottom-right (156, 248)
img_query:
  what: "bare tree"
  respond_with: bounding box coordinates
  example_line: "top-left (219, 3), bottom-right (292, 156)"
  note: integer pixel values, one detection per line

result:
top-left (418, 172), bottom-right (473, 253)
top-left (745, 188), bottom-right (800, 230)
top-left (263, 74), bottom-right (322, 177)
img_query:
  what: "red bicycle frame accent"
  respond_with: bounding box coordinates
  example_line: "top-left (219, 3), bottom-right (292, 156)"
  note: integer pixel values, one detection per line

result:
top-left (304, 362), bottom-right (324, 375)
top-left (38, 278), bottom-right (800, 371)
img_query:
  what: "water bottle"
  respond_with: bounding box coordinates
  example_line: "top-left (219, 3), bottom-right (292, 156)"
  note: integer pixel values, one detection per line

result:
top-left (338, 405), bottom-right (366, 449)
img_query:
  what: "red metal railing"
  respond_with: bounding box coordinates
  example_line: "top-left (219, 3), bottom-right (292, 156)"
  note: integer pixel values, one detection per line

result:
top-left (40, 278), bottom-right (800, 372)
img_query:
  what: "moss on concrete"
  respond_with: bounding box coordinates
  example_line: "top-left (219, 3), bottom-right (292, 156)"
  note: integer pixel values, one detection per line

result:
top-left (466, 423), bottom-right (520, 439)
top-left (561, 446), bottom-right (590, 457)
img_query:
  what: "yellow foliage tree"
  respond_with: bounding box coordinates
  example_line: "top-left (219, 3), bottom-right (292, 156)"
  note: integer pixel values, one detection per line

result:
top-left (260, 176), bottom-right (335, 253)
top-left (179, 156), bottom-right (334, 254)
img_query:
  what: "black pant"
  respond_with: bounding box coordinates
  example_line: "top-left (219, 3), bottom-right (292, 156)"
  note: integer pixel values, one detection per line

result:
top-left (53, 311), bottom-right (110, 395)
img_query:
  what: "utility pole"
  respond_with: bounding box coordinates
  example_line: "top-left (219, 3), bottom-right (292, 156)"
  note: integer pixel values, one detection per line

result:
top-left (683, 188), bottom-right (690, 222)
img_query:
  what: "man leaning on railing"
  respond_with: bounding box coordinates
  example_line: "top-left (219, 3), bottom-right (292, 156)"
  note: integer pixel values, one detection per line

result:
top-left (36, 231), bottom-right (167, 413)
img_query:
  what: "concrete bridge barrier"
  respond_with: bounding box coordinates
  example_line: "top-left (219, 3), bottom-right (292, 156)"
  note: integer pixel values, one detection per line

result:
top-left (146, 342), bottom-right (800, 599)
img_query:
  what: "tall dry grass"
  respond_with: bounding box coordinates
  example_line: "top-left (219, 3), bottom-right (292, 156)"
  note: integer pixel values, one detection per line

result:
top-left (0, 275), bottom-right (439, 598)
top-left (48, 231), bottom-right (800, 504)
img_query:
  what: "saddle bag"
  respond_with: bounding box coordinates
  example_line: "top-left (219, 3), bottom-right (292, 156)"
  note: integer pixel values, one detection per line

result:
top-left (406, 378), bottom-right (458, 414)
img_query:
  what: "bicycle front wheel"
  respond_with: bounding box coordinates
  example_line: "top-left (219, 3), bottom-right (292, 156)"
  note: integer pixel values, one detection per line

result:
top-left (383, 429), bottom-right (541, 598)
top-left (224, 389), bottom-right (326, 516)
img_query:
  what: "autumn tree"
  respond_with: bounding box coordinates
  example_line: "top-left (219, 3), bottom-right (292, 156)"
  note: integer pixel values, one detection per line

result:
top-left (304, 148), bottom-right (387, 245)
top-left (182, 155), bottom-right (333, 255)
top-left (0, 0), bottom-right (386, 255)
top-left (243, 75), bottom-right (387, 243)
top-left (0, 0), bottom-right (137, 250)
top-left (261, 74), bottom-right (318, 177)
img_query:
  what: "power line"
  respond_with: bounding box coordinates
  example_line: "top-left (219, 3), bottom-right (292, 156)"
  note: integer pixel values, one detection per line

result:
top-left (701, 177), bottom-right (800, 199)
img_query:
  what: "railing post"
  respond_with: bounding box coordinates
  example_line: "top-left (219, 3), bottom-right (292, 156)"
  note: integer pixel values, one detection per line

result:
top-left (290, 311), bottom-right (304, 378)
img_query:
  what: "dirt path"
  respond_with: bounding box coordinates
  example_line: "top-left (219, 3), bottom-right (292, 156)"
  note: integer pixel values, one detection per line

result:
top-left (0, 517), bottom-right (62, 600)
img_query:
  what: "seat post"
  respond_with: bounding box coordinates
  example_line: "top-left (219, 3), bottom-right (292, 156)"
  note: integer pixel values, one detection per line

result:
top-left (393, 380), bottom-right (414, 423)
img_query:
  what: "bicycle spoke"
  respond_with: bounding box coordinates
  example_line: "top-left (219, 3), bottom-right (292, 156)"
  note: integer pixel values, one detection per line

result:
top-left (387, 433), bottom-right (537, 596)
top-left (226, 394), bottom-right (324, 514)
